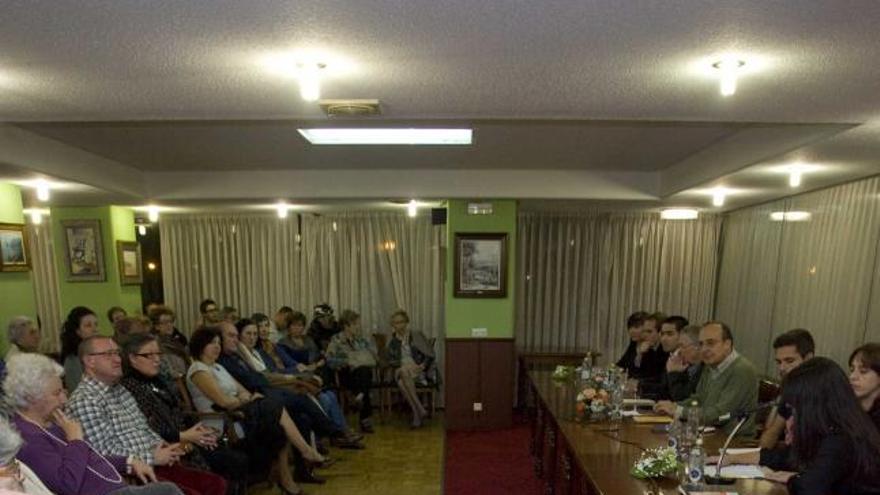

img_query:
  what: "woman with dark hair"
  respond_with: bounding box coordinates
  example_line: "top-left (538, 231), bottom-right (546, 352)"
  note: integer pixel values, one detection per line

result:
top-left (850, 342), bottom-right (880, 430)
top-left (186, 327), bottom-right (320, 495)
top-left (59, 306), bottom-right (99, 391)
top-left (119, 333), bottom-right (250, 495)
top-left (758, 357), bottom-right (880, 494)
top-left (251, 313), bottom-right (299, 375)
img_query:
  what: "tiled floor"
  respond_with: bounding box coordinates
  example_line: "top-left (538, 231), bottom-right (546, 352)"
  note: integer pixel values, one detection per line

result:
top-left (250, 412), bottom-right (444, 495)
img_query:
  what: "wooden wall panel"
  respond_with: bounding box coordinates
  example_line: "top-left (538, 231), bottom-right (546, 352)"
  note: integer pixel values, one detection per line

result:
top-left (445, 338), bottom-right (515, 430)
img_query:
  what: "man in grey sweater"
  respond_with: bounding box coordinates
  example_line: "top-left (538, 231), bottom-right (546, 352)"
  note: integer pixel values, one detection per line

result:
top-left (655, 321), bottom-right (759, 436)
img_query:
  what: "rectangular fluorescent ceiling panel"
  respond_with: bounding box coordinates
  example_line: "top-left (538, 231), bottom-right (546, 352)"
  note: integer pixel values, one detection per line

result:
top-left (298, 128), bottom-right (472, 145)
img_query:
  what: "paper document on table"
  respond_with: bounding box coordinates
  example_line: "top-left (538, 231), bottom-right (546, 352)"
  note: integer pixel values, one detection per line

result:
top-left (621, 410), bottom-right (641, 417)
top-left (724, 447), bottom-right (760, 455)
top-left (704, 464), bottom-right (764, 479)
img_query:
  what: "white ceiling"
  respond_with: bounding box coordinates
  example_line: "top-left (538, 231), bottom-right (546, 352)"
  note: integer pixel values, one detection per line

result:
top-left (1, 0), bottom-right (880, 212)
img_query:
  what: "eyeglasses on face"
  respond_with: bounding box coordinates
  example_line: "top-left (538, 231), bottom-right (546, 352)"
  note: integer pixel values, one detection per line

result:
top-left (133, 351), bottom-right (164, 359)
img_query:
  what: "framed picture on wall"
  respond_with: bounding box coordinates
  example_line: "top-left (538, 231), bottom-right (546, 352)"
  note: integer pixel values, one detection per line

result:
top-left (116, 240), bottom-right (142, 285)
top-left (61, 219), bottom-right (106, 282)
top-left (0, 223), bottom-right (30, 272)
top-left (454, 232), bottom-right (508, 298)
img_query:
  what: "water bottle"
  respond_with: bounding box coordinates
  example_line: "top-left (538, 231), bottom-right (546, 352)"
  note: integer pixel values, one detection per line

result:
top-left (680, 400), bottom-right (700, 456)
top-left (667, 407), bottom-right (682, 453)
top-left (580, 357), bottom-right (592, 381)
top-left (685, 437), bottom-right (706, 489)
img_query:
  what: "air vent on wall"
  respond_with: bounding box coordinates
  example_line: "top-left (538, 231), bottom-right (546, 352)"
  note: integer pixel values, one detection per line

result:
top-left (319, 99), bottom-right (381, 117)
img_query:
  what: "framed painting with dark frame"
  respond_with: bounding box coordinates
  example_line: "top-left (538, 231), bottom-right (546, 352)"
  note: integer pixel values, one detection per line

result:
top-left (61, 219), bottom-right (106, 282)
top-left (116, 240), bottom-right (143, 285)
top-left (454, 232), bottom-right (508, 298)
top-left (0, 223), bottom-right (30, 272)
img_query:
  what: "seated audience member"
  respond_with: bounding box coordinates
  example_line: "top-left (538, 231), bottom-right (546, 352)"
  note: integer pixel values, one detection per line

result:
top-left (278, 311), bottom-right (325, 376)
top-left (663, 324), bottom-right (703, 402)
top-left (197, 299), bottom-right (221, 328)
top-left (216, 322), bottom-right (350, 452)
top-left (386, 310), bottom-right (436, 428)
top-left (60, 306), bottom-right (100, 391)
top-left (66, 336), bottom-right (226, 495)
top-left (850, 342), bottom-right (880, 430)
top-left (655, 321), bottom-right (759, 436)
top-left (5, 354), bottom-right (182, 495)
top-left (186, 327), bottom-right (318, 494)
top-left (243, 318), bottom-right (361, 446)
top-left (615, 311), bottom-right (649, 375)
top-left (721, 358), bottom-right (880, 495)
top-left (148, 306), bottom-right (190, 379)
top-left (107, 307), bottom-right (127, 326)
top-left (113, 316), bottom-right (151, 343)
top-left (640, 315), bottom-right (689, 399)
top-left (630, 312), bottom-right (668, 381)
top-left (120, 334), bottom-right (250, 494)
top-left (0, 415), bottom-right (55, 495)
top-left (308, 304), bottom-right (341, 351)
top-left (327, 310), bottom-right (379, 433)
top-left (759, 329), bottom-right (815, 449)
top-left (273, 307), bottom-right (294, 339)
top-left (5, 317), bottom-right (41, 358)
top-left (148, 304), bottom-right (188, 348)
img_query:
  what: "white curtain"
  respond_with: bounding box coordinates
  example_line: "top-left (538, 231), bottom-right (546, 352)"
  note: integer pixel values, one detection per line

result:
top-left (516, 212), bottom-right (721, 365)
top-left (160, 211), bottom-right (445, 341)
top-left (26, 222), bottom-right (62, 352)
top-left (717, 176), bottom-right (880, 372)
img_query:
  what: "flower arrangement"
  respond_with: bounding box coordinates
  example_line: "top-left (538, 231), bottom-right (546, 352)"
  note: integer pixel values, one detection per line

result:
top-left (574, 366), bottom-right (621, 420)
top-left (630, 447), bottom-right (680, 479)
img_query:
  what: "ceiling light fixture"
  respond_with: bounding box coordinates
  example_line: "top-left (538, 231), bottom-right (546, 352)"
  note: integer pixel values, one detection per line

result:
top-left (23, 208), bottom-right (49, 225)
top-left (660, 208), bottom-right (699, 220)
top-left (138, 225), bottom-right (147, 236)
top-left (35, 180), bottom-right (50, 201)
top-left (407, 200), bottom-right (418, 218)
top-left (297, 62), bottom-right (326, 102)
top-left (277, 202), bottom-right (289, 219)
top-left (711, 188), bottom-right (728, 207)
top-left (770, 211), bottom-right (812, 222)
top-left (712, 58), bottom-right (746, 96)
top-left (298, 128), bottom-right (473, 145)
top-left (147, 205), bottom-right (160, 222)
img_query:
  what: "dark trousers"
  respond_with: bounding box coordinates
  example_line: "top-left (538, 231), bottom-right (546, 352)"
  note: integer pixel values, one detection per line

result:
top-left (339, 366), bottom-right (374, 420)
top-left (265, 386), bottom-right (342, 437)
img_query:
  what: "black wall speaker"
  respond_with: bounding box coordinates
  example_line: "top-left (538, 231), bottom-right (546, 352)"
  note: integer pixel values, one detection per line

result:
top-left (431, 208), bottom-right (447, 225)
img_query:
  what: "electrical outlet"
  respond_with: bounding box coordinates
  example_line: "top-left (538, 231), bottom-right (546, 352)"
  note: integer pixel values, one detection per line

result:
top-left (471, 327), bottom-right (488, 337)
top-left (473, 402), bottom-right (483, 412)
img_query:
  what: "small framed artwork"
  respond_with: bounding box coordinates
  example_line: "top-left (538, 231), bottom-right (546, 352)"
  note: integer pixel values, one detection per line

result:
top-left (0, 223), bottom-right (30, 272)
top-left (454, 232), bottom-right (508, 298)
top-left (61, 219), bottom-right (106, 282)
top-left (116, 240), bottom-right (143, 285)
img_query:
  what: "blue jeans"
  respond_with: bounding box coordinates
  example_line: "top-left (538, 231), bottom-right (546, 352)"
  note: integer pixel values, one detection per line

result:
top-left (318, 390), bottom-right (348, 432)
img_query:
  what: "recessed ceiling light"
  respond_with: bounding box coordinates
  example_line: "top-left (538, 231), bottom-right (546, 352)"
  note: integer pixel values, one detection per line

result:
top-left (770, 211), bottom-right (811, 222)
top-left (660, 208), bottom-right (699, 220)
top-left (298, 128), bottom-right (473, 145)
top-left (147, 205), bottom-right (160, 222)
top-left (297, 62), bottom-right (326, 102)
top-left (276, 202), bottom-right (290, 219)
top-left (709, 187), bottom-right (731, 207)
top-left (407, 200), bottom-right (418, 218)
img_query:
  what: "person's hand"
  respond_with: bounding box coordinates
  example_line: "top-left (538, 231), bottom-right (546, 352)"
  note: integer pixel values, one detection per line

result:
top-left (666, 353), bottom-right (687, 373)
top-left (762, 468), bottom-right (796, 484)
top-left (130, 458), bottom-right (158, 484)
top-left (653, 400), bottom-right (676, 416)
top-left (251, 392), bottom-right (264, 401)
top-left (180, 423), bottom-right (218, 449)
top-left (52, 410), bottom-right (84, 442)
top-left (153, 442), bottom-right (185, 466)
top-left (296, 363), bottom-right (309, 372)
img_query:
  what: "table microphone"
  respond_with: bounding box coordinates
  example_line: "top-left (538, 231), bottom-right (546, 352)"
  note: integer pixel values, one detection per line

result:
top-left (704, 401), bottom-right (775, 485)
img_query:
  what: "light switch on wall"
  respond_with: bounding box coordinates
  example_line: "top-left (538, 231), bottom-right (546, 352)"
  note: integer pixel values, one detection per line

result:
top-left (473, 402), bottom-right (483, 412)
top-left (471, 327), bottom-right (488, 337)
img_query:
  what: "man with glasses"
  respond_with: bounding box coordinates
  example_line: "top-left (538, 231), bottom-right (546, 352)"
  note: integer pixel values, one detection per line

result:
top-left (664, 324), bottom-right (704, 401)
top-left (67, 336), bottom-right (226, 494)
top-left (198, 299), bottom-right (221, 327)
top-left (654, 321), bottom-right (759, 436)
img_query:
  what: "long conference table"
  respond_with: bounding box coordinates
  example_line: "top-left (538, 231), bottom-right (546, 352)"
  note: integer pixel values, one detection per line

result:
top-left (527, 369), bottom-right (788, 495)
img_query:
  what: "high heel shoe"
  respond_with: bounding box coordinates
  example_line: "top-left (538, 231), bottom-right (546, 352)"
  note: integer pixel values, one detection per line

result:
top-left (302, 447), bottom-right (324, 464)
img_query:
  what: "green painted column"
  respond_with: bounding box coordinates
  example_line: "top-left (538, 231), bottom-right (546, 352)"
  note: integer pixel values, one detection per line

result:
top-left (0, 184), bottom-right (37, 354)
top-left (50, 206), bottom-right (141, 334)
top-left (445, 199), bottom-right (517, 338)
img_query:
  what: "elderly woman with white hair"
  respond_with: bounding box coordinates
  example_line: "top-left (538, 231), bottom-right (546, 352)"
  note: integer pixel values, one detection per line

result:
top-left (0, 415), bottom-right (52, 494)
top-left (3, 353), bottom-right (182, 495)
top-left (4, 317), bottom-right (40, 359)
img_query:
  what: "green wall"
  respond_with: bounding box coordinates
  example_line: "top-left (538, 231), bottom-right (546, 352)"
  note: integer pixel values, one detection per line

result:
top-left (445, 199), bottom-right (517, 338)
top-left (51, 206), bottom-right (141, 335)
top-left (0, 184), bottom-right (37, 355)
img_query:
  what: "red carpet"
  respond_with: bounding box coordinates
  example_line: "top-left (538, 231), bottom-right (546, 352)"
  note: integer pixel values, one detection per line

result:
top-left (444, 417), bottom-right (542, 495)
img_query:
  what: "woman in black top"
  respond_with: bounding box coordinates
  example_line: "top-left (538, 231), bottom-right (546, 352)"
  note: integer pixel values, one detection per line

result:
top-left (120, 333), bottom-right (250, 495)
top-left (761, 357), bottom-right (880, 495)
